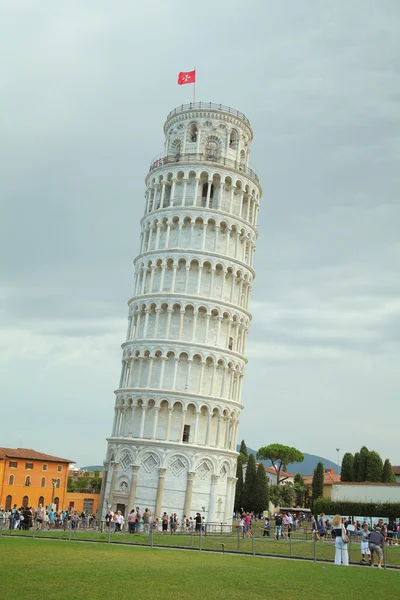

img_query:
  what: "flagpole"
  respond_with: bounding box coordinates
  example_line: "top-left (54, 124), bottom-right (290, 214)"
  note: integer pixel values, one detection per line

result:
top-left (193, 66), bottom-right (196, 104)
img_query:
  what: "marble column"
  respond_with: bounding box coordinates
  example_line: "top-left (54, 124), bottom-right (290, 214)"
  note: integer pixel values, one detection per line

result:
top-left (127, 466), bottom-right (140, 512)
top-left (154, 468), bottom-right (167, 518)
top-left (183, 471), bottom-right (196, 517)
top-left (208, 474), bottom-right (219, 523)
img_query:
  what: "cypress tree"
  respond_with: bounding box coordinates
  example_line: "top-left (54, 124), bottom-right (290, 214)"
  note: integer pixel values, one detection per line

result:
top-left (382, 459), bottom-right (396, 483)
top-left (365, 451), bottom-right (383, 482)
top-left (253, 462), bottom-right (269, 514)
top-left (340, 453), bottom-right (354, 482)
top-left (359, 446), bottom-right (369, 481)
top-left (243, 453), bottom-right (257, 511)
top-left (234, 456), bottom-right (244, 512)
top-left (353, 452), bottom-right (361, 481)
top-left (311, 462), bottom-right (324, 507)
top-left (239, 440), bottom-right (248, 458)
top-left (294, 473), bottom-right (305, 506)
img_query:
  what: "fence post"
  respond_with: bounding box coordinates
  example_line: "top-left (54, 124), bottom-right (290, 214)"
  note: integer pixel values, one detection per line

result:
top-left (108, 524), bottom-right (111, 544)
top-left (33, 519), bottom-right (36, 538)
top-left (348, 535), bottom-right (352, 563)
top-left (237, 525), bottom-right (240, 551)
top-left (313, 535), bottom-right (316, 562)
top-left (384, 541), bottom-right (387, 570)
top-left (199, 524), bottom-right (202, 551)
top-left (290, 534), bottom-right (292, 556)
top-left (150, 521), bottom-right (153, 548)
top-left (0, 518), bottom-right (2, 537)
top-left (252, 530), bottom-right (255, 556)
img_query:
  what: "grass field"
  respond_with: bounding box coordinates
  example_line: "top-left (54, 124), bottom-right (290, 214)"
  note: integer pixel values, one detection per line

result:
top-left (3, 526), bottom-right (400, 567)
top-left (1, 537), bottom-right (398, 600)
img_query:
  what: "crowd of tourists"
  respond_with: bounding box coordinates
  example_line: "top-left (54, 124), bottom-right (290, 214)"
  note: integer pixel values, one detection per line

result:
top-left (105, 507), bottom-right (206, 534)
top-left (0, 504), bottom-right (96, 530)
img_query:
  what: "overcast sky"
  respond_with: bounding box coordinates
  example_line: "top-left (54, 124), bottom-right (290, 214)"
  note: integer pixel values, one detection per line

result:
top-left (1, 1), bottom-right (399, 467)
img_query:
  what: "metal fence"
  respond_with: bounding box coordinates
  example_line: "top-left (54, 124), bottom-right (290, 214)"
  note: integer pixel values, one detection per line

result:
top-left (165, 103), bottom-right (251, 127)
top-left (1, 517), bottom-right (397, 569)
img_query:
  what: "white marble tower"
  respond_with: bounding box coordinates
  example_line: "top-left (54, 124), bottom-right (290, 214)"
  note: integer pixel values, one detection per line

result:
top-left (99, 102), bottom-right (261, 525)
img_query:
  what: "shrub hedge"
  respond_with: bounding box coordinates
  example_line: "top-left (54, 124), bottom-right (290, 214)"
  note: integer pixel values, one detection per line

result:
top-left (314, 498), bottom-right (400, 519)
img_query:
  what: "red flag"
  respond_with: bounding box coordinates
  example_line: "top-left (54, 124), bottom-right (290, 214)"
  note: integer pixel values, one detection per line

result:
top-left (178, 70), bottom-right (196, 85)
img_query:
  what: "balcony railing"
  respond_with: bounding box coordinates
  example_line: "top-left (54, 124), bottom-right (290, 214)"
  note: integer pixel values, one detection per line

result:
top-left (149, 152), bottom-right (259, 182)
top-left (165, 102), bottom-right (251, 127)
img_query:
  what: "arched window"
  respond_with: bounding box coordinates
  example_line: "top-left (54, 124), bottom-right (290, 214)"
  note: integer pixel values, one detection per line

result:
top-left (5, 495), bottom-right (12, 510)
top-left (8, 474), bottom-right (14, 485)
top-left (22, 495), bottom-right (29, 507)
top-left (38, 496), bottom-right (44, 506)
top-left (54, 497), bottom-right (59, 510)
top-left (187, 123), bottom-right (198, 142)
top-left (25, 476), bottom-right (31, 486)
top-left (41, 477), bottom-right (46, 487)
top-left (201, 183), bottom-right (214, 206)
top-left (56, 478), bottom-right (61, 488)
top-left (229, 129), bottom-right (239, 150)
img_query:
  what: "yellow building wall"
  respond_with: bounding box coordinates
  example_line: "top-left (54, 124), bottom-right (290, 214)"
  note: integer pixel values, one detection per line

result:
top-left (65, 493), bottom-right (100, 514)
top-left (0, 458), bottom-right (69, 510)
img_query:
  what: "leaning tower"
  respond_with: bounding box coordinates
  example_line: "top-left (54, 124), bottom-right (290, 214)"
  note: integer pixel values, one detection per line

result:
top-left (99, 102), bottom-right (261, 525)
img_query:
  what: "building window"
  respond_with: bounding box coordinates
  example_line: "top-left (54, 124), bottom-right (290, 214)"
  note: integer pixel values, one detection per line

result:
top-left (9, 461), bottom-right (17, 468)
top-left (228, 337), bottom-right (233, 350)
top-left (187, 123), bottom-right (198, 143)
top-left (25, 462), bottom-right (33, 470)
top-left (41, 477), bottom-right (46, 487)
top-left (57, 465), bottom-right (62, 472)
top-left (42, 464), bottom-right (48, 471)
top-left (5, 495), bottom-right (12, 510)
top-left (25, 476), bottom-right (31, 486)
top-left (54, 497), bottom-right (59, 510)
top-left (83, 499), bottom-right (94, 512)
top-left (38, 496), bottom-right (44, 506)
top-left (69, 502), bottom-right (75, 509)
top-left (55, 478), bottom-right (61, 488)
top-left (229, 129), bottom-right (239, 150)
top-left (22, 495), bottom-right (29, 507)
top-left (182, 424), bottom-right (190, 443)
top-left (8, 474), bottom-right (14, 485)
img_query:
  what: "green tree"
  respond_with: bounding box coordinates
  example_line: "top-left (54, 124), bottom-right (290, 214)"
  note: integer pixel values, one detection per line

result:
top-left (341, 453), bottom-right (354, 482)
top-left (234, 456), bottom-right (244, 512)
top-left (359, 446), bottom-right (369, 481)
top-left (90, 476), bottom-right (102, 493)
top-left (239, 440), bottom-right (248, 459)
top-left (294, 473), bottom-right (305, 506)
top-left (382, 459), bottom-right (396, 483)
top-left (279, 482), bottom-right (296, 507)
top-left (311, 462), bottom-right (324, 507)
top-left (269, 485), bottom-right (281, 507)
top-left (257, 444), bottom-right (304, 484)
top-left (75, 476), bottom-right (89, 491)
top-left (365, 451), bottom-right (383, 482)
top-left (67, 476), bottom-right (75, 492)
top-left (243, 454), bottom-right (257, 510)
top-left (303, 484), bottom-right (312, 508)
top-left (353, 452), bottom-right (361, 481)
top-left (253, 463), bottom-right (269, 514)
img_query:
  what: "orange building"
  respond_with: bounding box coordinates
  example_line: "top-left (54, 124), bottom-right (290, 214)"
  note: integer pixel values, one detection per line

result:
top-left (0, 448), bottom-right (73, 511)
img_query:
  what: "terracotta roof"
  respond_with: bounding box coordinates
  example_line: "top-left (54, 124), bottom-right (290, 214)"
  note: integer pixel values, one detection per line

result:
top-left (392, 466), bottom-right (400, 475)
top-left (332, 482), bottom-right (400, 487)
top-left (303, 472), bottom-right (341, 486)
top-left (0, 448), bottom-right (73, 463)
top-left (263, 466), bottom-right (295, 478)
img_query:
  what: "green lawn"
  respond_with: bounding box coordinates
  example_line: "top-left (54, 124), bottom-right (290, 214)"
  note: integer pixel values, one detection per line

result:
top-left (4, 527), bottom-right (400, 567)
top-left (0, 537), bottom-right (398, 600)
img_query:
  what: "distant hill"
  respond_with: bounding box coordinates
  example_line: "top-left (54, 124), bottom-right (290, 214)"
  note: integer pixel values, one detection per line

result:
top-left (238, 446), bottom-right (338, 476)
top-left (80, 465), bottom-right (104, 472)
